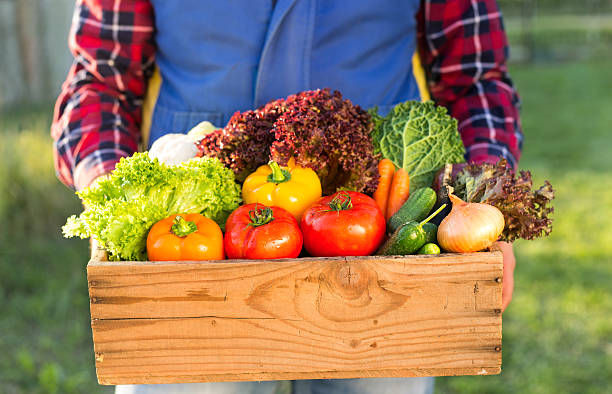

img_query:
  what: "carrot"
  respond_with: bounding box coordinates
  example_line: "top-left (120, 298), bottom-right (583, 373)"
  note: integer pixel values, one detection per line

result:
top-left (386, 168), bottom-right (410, 220)
top-left (373, 159), bottom-right (396, 217)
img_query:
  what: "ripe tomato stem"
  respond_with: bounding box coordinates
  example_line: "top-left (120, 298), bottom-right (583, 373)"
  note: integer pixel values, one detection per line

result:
top-left (248, 205), bottom-right (275, 227)
top-left (328, 191), bottom-right (353, 211)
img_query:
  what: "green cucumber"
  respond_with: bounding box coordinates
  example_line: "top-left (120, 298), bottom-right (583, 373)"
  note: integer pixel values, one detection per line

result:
top-left (378, 204), bottom-right (446, 256)
top-left (422, 222), bottom-right (438, 244)
top-left (417, 243), bottom-right (441, 255)
top-left (377, 221), bottom-right (425, 256)
top-left (387, 187), bottom-right (437, 234)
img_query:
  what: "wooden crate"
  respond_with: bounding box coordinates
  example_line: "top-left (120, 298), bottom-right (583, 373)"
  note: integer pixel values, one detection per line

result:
top-left (87, 248), bottom-right (503, 385)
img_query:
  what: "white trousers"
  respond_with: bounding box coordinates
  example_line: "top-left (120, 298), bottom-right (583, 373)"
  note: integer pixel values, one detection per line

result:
top-left (115, 377), bottom-right (434, 394)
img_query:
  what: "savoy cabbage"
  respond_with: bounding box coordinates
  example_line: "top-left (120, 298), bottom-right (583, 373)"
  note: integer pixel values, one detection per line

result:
top-left (371, 101), bottom-right (466, 190)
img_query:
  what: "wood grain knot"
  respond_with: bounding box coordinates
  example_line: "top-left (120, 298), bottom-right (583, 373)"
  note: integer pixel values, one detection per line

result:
top-left (335, 263), bottom-right (368, 297)
top-left (307, 261), bottom-right (408, 323)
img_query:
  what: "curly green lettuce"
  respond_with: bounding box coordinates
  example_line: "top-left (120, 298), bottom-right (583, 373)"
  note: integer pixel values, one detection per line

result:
top-left (63, 152), bottom-right (241, 261)
top-left (371, 101), bottom-right (465, 190)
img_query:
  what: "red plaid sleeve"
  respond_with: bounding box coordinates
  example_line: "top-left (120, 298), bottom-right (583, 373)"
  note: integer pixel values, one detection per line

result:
top-left (51, 0), bottom-right (155, 190)
top-left (418, 0), bottom-right (523, 169)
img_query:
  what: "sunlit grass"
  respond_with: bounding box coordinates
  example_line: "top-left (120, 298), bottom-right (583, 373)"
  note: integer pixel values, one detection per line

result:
top-left (0, 108), bottom-right (110, 393)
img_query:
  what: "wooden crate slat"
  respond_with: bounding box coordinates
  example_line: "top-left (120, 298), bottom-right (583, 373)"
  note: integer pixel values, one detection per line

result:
top-left (88, 254), bottom-right (502, 320)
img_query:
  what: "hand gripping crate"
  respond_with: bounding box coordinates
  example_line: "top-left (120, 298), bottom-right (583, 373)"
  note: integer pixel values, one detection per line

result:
top-left (87, 248), bottom-right (503, 385)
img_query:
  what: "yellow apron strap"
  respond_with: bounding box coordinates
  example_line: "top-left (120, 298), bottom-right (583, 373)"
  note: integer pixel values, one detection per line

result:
top-left (412, 51), bottom-right (430, 102)
top-left (140, 65), bottom-right (162, 151)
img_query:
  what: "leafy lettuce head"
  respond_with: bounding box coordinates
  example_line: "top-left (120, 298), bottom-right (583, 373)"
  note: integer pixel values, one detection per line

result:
top-left (371, 101), bottom-right (466, 190)
top-left (63, 152), bottom-right (241, 261)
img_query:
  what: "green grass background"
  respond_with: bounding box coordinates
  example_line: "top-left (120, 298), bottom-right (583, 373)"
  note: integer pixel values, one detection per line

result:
top-left (1, 60), bottom-right (611, 393)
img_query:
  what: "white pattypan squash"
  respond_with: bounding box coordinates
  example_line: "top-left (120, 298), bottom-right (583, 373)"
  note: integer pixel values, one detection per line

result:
top-left (148, 121), bottom-right (218, 165)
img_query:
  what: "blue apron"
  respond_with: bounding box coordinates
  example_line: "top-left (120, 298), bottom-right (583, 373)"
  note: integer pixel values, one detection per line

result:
top-left (148, 0), bottom-right (422, 147)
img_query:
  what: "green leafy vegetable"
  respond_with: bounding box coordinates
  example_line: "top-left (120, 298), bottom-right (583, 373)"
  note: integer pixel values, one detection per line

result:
top-left (62, 152), bottom-right (241, 261)
top-left (451, 159), bottom-right (554, 242)
top-left (371, 101), bottom-right (465, 190)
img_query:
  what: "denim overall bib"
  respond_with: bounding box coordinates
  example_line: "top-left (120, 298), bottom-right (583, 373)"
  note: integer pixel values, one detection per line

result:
top-left (147, 0), bottom-right (423, 147)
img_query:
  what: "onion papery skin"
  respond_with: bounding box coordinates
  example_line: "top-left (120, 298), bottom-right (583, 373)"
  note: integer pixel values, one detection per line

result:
top-left (438, 194), bottom-right (505, 253)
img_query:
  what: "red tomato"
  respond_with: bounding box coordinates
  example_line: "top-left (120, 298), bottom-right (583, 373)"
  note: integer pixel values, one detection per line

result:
top-left (224, 204), bottom-right (303, 259)
top-left (300, 191), bottom-right (386, 257)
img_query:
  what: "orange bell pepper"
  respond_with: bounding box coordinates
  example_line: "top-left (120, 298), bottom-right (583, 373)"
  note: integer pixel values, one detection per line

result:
top-left (146, 213), bottom-right (224, 261)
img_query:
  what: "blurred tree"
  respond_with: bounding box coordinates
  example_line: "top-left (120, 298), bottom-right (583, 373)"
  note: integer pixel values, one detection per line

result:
top-left (0, 0), bottom-right (73, 110)
top-left (15, 0), bottom-right (49, 102)
top-left (498, 0), bottom-right (537, 61)
top-left (498, 0), bottom-right (612, 14)
top-left (498, 0), bottom-right (612, 62)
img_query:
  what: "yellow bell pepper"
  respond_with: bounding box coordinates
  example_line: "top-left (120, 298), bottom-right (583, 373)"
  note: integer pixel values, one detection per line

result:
top-left (242, 158), bottom-right (322, 221)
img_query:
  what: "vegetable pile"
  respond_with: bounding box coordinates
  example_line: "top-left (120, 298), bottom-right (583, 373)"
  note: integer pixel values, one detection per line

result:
top-left (64, 89), bottom-right (555, 262)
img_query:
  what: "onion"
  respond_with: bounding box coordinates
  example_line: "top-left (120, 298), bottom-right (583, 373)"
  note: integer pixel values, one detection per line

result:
top-left (438, 193), bottom-right (505, 253)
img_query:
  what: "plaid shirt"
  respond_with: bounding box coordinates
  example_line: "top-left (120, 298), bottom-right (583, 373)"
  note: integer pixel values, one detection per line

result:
top-left (52, 0), bottom-right (523, 190)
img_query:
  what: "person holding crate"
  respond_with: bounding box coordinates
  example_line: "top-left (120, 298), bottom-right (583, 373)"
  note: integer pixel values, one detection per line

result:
top-left (52, 0), bottom-right (520, 393)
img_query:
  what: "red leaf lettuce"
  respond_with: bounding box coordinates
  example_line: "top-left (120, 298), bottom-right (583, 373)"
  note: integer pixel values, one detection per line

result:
top-left (197, 89), bottom-right (379, 194)
top-left (452, 159), bottom-right (554, 242)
